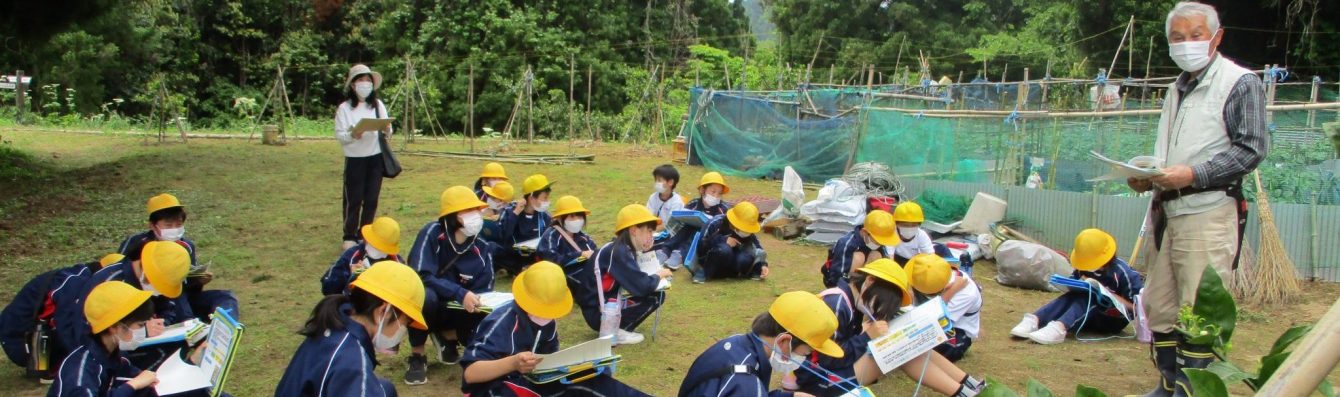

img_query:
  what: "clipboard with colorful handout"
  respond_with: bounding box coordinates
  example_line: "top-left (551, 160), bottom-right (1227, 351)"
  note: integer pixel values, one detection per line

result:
top-left (153, 308), bottom-right (242, 397)
top-left (446, 292), bottom-right (515, 313)
top-left (524, 336), bottom-right (623, 385)
top-left (1048, 274), bottom-right (1127, 319)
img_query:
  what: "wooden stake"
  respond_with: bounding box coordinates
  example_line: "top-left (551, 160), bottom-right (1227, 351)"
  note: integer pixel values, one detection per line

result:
top-left (13, 69), bottom-right (24, 124)
top-left (1309, 75), bottom-right (1321, 127)
top-left (724, 63), bottom-right (732, 90)
top-left (568, 56), bottom-right (575, 143)
top-left (405, 60), bottom-right (416, 144)
top-left (526, 65), bottom-right (534, 144)
top-left (1255, 297), bottom-right (1340, 396)
top-left (468, 62), bottom-right (475, 152)
top-left (586, 65), bottom-right (594, 141)
top-left (806, 32), bottom-right (825, 84)
top-left (828, 65), bottom-right (834, 85)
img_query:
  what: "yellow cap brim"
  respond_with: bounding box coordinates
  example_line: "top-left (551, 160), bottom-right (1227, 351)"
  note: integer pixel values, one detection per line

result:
top-left (868, 228), bottom-right (898, 247)
top-left (809, 338), bottom-right (845, 358)
top-left (551, 207), bottom-right (591, 219)
top-left (856, 266), bottom-right (914, 306)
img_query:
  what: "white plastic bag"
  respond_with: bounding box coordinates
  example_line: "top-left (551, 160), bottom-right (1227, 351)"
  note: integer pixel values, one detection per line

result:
top-left (993, 240), bottom-right (1071, 291)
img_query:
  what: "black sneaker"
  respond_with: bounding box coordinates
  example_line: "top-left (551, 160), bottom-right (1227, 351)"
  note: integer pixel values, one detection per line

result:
top-left (404, 353), bottom-right (428, 385)
top-left (439, 341), bottom-right (460, 365)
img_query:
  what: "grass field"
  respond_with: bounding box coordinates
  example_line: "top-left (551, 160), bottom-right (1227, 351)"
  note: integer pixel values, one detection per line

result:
top-left (1, 130), bottom-right (1337, 396)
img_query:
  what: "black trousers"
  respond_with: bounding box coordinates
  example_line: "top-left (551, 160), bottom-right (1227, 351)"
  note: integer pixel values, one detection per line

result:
top-left (342, 155), bottom-right (384, 241)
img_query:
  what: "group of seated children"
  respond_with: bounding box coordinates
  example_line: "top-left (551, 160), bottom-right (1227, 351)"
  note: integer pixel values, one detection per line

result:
top-left (0, 194), bottom-right (239, 396)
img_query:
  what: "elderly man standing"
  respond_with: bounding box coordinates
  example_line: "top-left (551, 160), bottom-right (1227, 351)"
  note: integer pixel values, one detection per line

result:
top-left (1127, 2), bottom-right (1268, 397)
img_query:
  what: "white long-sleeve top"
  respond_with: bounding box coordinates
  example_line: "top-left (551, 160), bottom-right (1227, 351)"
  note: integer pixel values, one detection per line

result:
top-left (334, 100), bottom-right (392, 158)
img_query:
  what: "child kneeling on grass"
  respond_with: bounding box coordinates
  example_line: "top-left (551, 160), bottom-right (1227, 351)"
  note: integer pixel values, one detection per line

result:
top-left (461, 261), bottom-right (651, 396)
top-left (1011, 228), bottom-right (1142, 345)
top-left (320, 216), bottom-right (403, 295)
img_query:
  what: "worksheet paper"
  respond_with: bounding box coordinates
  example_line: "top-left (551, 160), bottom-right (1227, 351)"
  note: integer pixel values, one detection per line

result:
top-left (868, 298), bottom-right (951, 374)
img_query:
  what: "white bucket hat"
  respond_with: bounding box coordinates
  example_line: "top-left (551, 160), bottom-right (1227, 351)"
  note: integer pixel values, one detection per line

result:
top-left (345, 64), bottom-right (383, 91)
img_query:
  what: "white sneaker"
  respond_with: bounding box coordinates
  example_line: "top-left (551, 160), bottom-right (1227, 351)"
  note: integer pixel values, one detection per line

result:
top-left (616, 329), bottom-right (645, 345)
top-left (1010, 313), bottom-right (1040, 338)
top-left (1028, 321), bottom-right (1067, 345)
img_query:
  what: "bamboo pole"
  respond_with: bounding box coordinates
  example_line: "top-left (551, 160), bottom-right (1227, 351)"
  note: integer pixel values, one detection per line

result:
top-left (468, 62), bottom-right (475, 152)
top-left (867, 102), bottom-right (1340, 118)
top-left (586, 65), bottom-right (594, 141)
top-left (526, 65), bottom-right (534, 144)
top-left (568, 56), bottom-right (575, 144)
top-left (844, 65), bottom-right (874, 173)
top-left (1309, 76), bottom-right (1321, 127)
top-left (1254, 297), bottom-right (1340, 397)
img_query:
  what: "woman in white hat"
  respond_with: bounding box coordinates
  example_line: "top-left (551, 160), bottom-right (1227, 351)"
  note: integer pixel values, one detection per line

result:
top-left (335, 64), bottom-right (393, 251)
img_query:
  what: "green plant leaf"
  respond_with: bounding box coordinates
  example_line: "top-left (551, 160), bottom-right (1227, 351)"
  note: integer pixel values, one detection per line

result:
top-left (1205, 361), bottom-right (1255, 385)
top-left (979, 377), bottom-right (1021, 397)
top-left (1185, 368), bottom-right (1229, 397)
top-left (1318, 379), bottom-right (1335, 397)
top-left (1192, 265), bottom-right (1237, 345)
top-left (1075, 384), bottom-right (1108, 397)
top-left (1249, 351), bottom-right (1292, 389)
top-left (1026, 379), bottom-right (1054, 397)
top-left (1267, 324), bottom-right (1313, 356)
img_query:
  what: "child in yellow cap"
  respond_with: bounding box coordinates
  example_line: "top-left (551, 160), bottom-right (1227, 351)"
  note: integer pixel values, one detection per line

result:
top-left (1011, 229), bottom-right (1142, 345)
top-left (276, 261), bottom-right (427, 396)
top-left (1, 253), bottom-right (121, 382)
top-left (692, 201), bottom-right (769, 284)
top-left (907, 254), bottom-right (983, 362)
top-left (472, 162), bottom-right (509, 201)
top-left (461, 261), bottom-right (651, 396)
top-left (495, 174), bottom-right (555, 276)
top-left (48, 281), bottom-right (158, 396)
top-left (118, 193), bottom-right (239, 324)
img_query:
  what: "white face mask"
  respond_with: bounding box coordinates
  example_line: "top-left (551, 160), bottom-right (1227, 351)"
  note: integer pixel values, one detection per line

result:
top-left (139, 276), bottom-right (162, 297)
top-left (702, 194), bottom-right (721, 207)
top-left (535, 200), bottom-right (551, 213)
top-left (737, 230), bottom-right (753, 239)
top-left (768, 335), bottom-right (804, 374)
top-left (118, 324), bottom-right (148, 351)
top-left (564, 218), bottom-right (585, 234)
top-left (364, 244), bottom-right (388, 260)
top-left (654, 182), bottom-right (666, 194)
top-left (898, 226), bottom-right (919, 240)
top-left (459, 211), bottom-right (484, 237)
top-left (865, 235), bottom-right (881, 250)
top-left (487, 198), bottom-right (504, 211)
top-left (372, 305), bottom-right (407, 352)
top-left (354, 81), bottom-right (374, 100)
top-left (157, 227), bottom-right (185, 242)
top-left (1169, 31), bottom-right (1217, 72)
top-left (528, 314), bottom-right (554, 326)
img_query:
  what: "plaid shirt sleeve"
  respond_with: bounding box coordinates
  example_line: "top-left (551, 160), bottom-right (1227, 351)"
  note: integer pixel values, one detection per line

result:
top-left (1192, 73), bottom-right (1269, 188)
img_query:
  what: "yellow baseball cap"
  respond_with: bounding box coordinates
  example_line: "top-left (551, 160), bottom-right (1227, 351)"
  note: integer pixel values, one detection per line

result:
top-left (726, 201), bottom-right (761, 234)
top-left (483, 181), bottom-right (515, 202)
top-left (769, 291), bottom-right (843, 358)
top-left (522, 174), bottom-right (553, 196)
top-left (439, 186), bottom-right (488, 217)
top-left (907, 254), bottom-right (952, 295)
top-left (614, 204), bottom-right (661, 232)
top-left (1070, 228), bottom-right (1117, 272)
top-left (361, 217), bottom-right (401, 254)
top-left (480, 162), bottom-right (509, 180)
top-left (856, 258), bottom-right (914, 306)
top-left (350, 261), bottom-right (427, 330)
top-left (864, 210), bottom-right (898, 246)
top-left (698, 172), bottom-right (730, 194)
top-left (99, 253), bottom-right (126, 268)
top-left (893, 201), bottom-right (925, 223)
top-left (549, 196), bottom-right (591, 219)
top-left (512, 261), bottom-right (573, 319)
top-left (84, 281), bottom-right (152, 334)
top-left (146, 193), bottom-right (182, 215)
top-left (141, 241), bottom-right (189, 298)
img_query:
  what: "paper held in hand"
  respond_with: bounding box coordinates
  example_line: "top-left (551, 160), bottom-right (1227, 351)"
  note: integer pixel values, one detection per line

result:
top-left (352, 118), bottom-right (394, 134)
top-left (1087, 151), bottom-right (1164, 182)
top-left (534, 336), bottom-right (615, 372)
top-left (155, 308), bottom-right (244, 396)
top-left (867, 297), bottom-right (952, 374)
top-left (447, 292), bottom-right (515, 313)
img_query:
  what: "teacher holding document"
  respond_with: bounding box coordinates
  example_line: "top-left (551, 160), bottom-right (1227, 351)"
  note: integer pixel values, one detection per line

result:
top-left (336, 64), bottom-right (393, 250)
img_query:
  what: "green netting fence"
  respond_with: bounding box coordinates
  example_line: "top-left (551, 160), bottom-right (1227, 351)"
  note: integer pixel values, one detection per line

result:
top-left (686, 78), bottom-right (1340, 205)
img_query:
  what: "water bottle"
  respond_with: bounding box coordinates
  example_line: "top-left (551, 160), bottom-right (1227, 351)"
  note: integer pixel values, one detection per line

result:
top-left (1134, 293), bottom-right (1152, 343)
top-left (600, 299), bottom-right (621, 341)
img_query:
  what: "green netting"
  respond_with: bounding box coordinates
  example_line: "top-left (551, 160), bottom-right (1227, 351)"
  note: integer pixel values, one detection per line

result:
top-left (687, 82), bottom-right (1340, 205)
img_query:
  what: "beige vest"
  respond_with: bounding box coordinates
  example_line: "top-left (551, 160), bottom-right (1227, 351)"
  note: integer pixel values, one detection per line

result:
top-left (1154, 55), bottom-right (1251, 217)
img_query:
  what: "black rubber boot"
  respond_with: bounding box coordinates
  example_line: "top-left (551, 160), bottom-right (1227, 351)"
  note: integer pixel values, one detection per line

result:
top-left (1173, 336), bottom-right (1216, 397)
top-left (1130, 332), bottom-right (1177, 397)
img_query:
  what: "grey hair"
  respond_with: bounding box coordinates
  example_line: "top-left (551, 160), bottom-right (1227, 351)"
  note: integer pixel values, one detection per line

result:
top-left (1166, 2), bottom-right (1221, 37)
